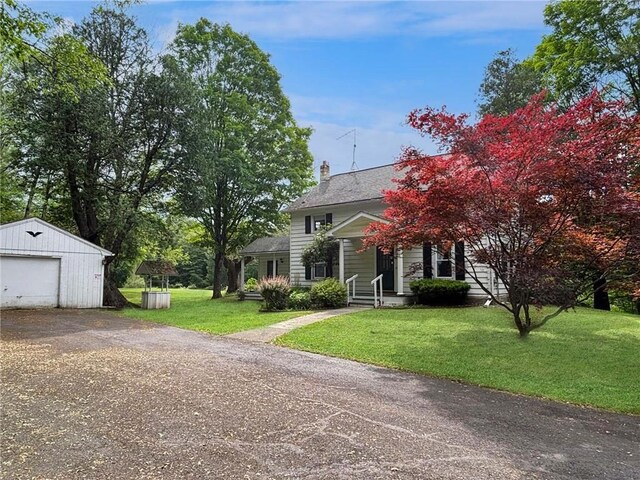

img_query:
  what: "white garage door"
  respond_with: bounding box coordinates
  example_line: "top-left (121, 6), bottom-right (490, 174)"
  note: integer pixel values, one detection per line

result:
top-left (0, 256), bottom-right (60, 308)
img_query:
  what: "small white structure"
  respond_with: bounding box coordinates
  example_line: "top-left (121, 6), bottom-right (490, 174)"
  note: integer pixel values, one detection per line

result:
top-left (0, 218), bottom-right (112, 309)
top-left (135, 260), bottom-right (177, 309)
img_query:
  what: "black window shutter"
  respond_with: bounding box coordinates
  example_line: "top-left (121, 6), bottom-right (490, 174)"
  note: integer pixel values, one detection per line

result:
top-left (423, 242), bottom-right (433, 278)
top-left (325, 213), bottom-right (333, 226)
top-left (326, 262), bottom-right (333, 278)
top-left (305, 215), bottom-right (311, 234)
top-left (305, 265), bottom-right (312, 280)
top-left (455, 241), bottom-right (465, 280)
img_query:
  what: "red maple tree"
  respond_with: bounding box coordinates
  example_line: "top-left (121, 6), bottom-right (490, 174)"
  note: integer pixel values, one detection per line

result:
top-left (365, 92), bottom-right (640, 336)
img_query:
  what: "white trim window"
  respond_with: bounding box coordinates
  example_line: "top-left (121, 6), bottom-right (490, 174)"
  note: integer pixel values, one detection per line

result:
top-left (313, 262), bottom-right (326, 279)
top-left (314, 215), bottom-right (327, 231)
top-left (434, 244), bottom-right (453, 279)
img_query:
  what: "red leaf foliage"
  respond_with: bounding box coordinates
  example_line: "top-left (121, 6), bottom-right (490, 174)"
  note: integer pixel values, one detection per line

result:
top-left (365, 92), bottom-right (640, 329)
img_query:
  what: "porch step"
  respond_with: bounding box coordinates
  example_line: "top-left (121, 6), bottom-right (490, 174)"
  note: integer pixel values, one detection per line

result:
top-left (349, 295), bottom-right (412, 307)
top-left (349, 300), bottom-right (378, 307)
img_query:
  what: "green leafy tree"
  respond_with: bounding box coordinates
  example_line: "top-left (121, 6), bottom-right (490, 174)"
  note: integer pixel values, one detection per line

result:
top-left (477, 48), bottom-right (543, 117)
top-left (171, 20), bottom-right (314, 299)
top-left (0, 158), bottom-right (25, 223)
top-left (1, 0), bottom-right (50, 63)
top-left (528, 0), bottom-right (640, 310)
top-left (4, 5), bottom-right (184, 307)
top-left (529, 0), bottom-right (640, 113)
top-left (1, 1), bottom-right (107, 99)
top-left (1, 2), bottom-right (106, 227)
top-left (301, 225), bottom-right (339, 279)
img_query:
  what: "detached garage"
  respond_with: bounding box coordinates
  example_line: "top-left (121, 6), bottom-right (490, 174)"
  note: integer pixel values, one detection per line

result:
top-left (0, 218), bottom-right (112, 309)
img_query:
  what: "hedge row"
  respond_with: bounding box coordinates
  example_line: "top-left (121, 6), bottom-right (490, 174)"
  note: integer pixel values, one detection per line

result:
top-left (409, 279), bottom-right (470, 305)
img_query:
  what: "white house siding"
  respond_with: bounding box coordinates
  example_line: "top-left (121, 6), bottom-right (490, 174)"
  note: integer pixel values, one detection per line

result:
top-left (401, 246), bottom-right (423, 294)
top-left (289, 201), bottom-right (384, 288)
top-left (463, 252), bottom-right (492, 298)
top-left (465, 242), bottom-right (506, 298)
top-left (342, 237), bottom-right (375, 295)
top-left (0, 219), bottom-right (110, 308)
top-left (289, 200), bottom-right (498, 299)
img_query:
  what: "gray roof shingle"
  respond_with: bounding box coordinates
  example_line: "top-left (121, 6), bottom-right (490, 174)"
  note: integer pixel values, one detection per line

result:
top-left (287, 163), bottom-right (400, 211)
top-left (241, 236), bottom-right (290, 255)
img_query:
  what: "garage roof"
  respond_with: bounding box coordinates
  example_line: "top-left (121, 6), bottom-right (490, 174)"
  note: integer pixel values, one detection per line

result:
top-left (0, 218), bottom-right (113, 256)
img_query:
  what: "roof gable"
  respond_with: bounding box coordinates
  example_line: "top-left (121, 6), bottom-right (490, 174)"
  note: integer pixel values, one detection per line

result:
top-left (0, 218), bottom-right (113, 256)
top-left (325, 211), bottom-right (388, 238)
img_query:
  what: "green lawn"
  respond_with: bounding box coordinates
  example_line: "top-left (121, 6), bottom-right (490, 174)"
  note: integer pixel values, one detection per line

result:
top-left (115, 288), bottom-right (309, 335)
top-left (275, 306), bottom-right (640, 414)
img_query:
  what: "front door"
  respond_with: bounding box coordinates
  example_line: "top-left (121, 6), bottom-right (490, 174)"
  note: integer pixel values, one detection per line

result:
top-left (376, 247), bottom-right (395, 290)
top-left (267, 260), bottom-right (276, 277)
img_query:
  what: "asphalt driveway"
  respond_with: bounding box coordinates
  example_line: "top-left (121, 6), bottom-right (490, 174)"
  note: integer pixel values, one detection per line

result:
top-left (1, 309), bottom-right (639, 479)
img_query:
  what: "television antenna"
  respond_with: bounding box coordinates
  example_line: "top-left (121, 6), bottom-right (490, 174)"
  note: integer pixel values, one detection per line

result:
top-left (337, 129), bottom-right (358, 171)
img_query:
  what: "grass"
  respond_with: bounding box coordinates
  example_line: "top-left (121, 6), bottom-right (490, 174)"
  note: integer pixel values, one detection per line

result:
top-left (275, 306), bottom-right (640, 414)
top-left (115, 288), bottom-right (310, 335)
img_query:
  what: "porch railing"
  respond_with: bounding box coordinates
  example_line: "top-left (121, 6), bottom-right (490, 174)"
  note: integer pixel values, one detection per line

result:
top-left (371, 274), bottom-right (384, 308)
top-left (345, 274), bottom-right (358, 306)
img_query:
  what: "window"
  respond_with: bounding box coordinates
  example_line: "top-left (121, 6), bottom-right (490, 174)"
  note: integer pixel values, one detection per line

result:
top-left (313, 262), bottom-right (326, 279)
top-left (435, 244), bottom-right (453, 278)
top-left (305, 213), bottom-right (332, 234)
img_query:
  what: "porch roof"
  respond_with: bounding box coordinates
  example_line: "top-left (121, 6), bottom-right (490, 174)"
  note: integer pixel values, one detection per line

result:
top-left (326, 211), bottom-right (389, 238)
top-left (241, 236), bottom-right (290, 255)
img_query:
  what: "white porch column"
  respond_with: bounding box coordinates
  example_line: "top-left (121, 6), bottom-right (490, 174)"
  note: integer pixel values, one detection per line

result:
top-left (396, 247), bottom-right (404, 295)
top-left (339, 238), bottom-right (345, 283)
top-left (240, 257), bottom-right (245, 289)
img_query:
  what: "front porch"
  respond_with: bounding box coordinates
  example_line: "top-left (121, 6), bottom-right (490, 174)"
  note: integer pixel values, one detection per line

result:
top-left (239, 236), bottom-right (290, 298)
top-left (326, 211), bottom-right (416, 307)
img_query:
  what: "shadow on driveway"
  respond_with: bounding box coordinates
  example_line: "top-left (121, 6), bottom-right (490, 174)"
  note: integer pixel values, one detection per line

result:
top-left (0, 308), bottom-right (155, 342)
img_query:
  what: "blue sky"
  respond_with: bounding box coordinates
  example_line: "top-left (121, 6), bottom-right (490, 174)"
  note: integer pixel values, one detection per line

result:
top-left (31, 1), bottom-right (549, 176)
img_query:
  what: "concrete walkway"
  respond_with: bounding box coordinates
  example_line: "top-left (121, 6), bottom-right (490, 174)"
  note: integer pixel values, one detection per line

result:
top-left (226, 307), bottom-right (370, 342)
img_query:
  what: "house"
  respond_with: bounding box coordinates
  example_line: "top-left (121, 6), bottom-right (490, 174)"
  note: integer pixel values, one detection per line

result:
top-left (0, 218), bottom-right (113, 308)
top-left (240, 161), bottom-right (499, 305)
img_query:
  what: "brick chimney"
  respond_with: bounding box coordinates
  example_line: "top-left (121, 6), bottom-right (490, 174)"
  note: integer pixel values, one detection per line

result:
top-left (320, 160), bottom-right (330, 181)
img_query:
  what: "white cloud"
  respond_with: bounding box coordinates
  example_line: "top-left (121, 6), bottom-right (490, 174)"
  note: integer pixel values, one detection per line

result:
top-left (414, 1), bottom-right (545, 35)
top-left (158, 1), bottom-right (545, 41)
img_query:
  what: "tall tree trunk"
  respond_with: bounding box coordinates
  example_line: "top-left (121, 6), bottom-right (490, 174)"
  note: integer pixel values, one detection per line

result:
top-left (512, 302), bottom-right (530, 337)
top-left (212, 251), bottom-right (225, 299)
top-left (224, 257), bottom-right (241, 293)
top-left (40, 173), bottom-right (52, 219)
top-left (23, 166), bottom-right (41, 219)
top-left (593, 274), bottom-right (611, 311)
top-left (102, 261), bottom-right (128, 309)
